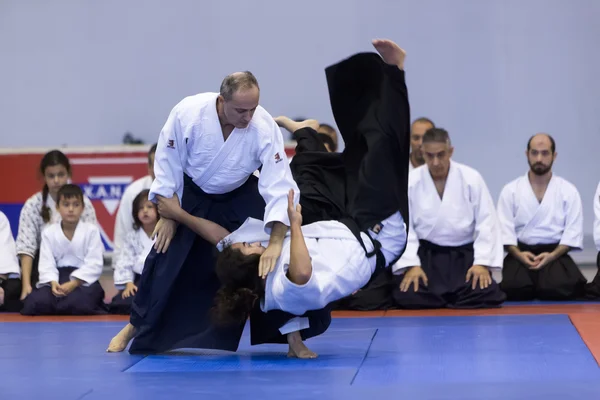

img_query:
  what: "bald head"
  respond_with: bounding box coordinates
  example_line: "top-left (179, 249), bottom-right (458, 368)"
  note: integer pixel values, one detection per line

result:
top-left (218, 71), bottom-right (260, 129)
top-left (527, 133), bottom-right (556, 154)
top-left (219, 71), bottom-right (260, 101)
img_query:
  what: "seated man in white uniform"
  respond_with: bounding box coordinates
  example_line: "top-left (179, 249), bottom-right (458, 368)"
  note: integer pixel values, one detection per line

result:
top-left (153, 38), bottom-right (410, 357)
top-left (392, 128), bottom-right (506, 309)
top-left (0, 211), bottom-right (21, 312)
top-left (585, 180), bottom-right (600, 298)
top-left (497, 134), bottom-right (586, 300)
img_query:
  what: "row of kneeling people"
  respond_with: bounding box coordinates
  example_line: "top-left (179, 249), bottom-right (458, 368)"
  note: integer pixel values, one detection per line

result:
top-left (0, 147), bottom-right (157, 315)
top-left (2, 132), bottom-right (600, 314)
top-left (331, 128), bottom-right (600, 311)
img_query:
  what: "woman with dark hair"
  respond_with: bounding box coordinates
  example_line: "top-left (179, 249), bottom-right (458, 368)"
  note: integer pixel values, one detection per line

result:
top-left (108, 38), bottom-right (411, 358)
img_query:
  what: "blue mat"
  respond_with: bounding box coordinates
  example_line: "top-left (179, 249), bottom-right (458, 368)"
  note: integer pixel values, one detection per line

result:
top-left (126, 328), bottom-right (377, 373)
top-left (352, 314), bottom-right (599, 385)
top-left (1, 315), bottom-right (599, 400)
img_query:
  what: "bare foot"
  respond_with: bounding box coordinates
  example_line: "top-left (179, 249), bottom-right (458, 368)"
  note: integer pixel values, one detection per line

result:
top-left (275, 116), bottom-right (320, 133)
top-left (107, 323), bottom-right (137, 352)
top-left (372, 39), bottom-right (406, 69)
top-left (286, 331), bottom-right (318, 359)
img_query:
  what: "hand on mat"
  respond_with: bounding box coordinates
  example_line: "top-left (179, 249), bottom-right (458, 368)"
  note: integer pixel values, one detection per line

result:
top-left (51, 281), bottom-right (64, 297)
top-left (153, 218), bottom-right (177, 253)
top-left (530, 252), bottom-right (554, 270)
top-left (518, 251), bottom-right (538, 269)
top-left (157, 194), bottom-right (181, 221)
top-left (122, 282), bottom-right (138, 299)
top-left (20, 282), bottom-right (32, 300)
top-left (399, 266), bottom-right (428, 292)
top-left (466, 265), bottom-right (492, 290)
top-left (59, 280), bottom-right (81, 296)
top-left (287, 189), bottom-right (302, 227)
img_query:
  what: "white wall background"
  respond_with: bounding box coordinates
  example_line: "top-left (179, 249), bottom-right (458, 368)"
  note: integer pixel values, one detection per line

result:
top-left (1, 0), bottom-right (599, 233)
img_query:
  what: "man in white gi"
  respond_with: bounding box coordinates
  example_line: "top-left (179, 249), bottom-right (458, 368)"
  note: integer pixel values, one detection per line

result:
top-left (116, 71), bottom-right (309, 355)
top-left (498, 133), bottom-right (587, 300)
top-left (134, 38), bottom-right (410, 358)
top-left (112, 144), bottom-right (156, 265)
top-left (585, 180), bottom-right (600, 298)
top-left (0, 211), bottom-right (21, 312)
top-left (392, 128), bottom-right (506, 309)
top-left (409, 117), bottom-right (434, 171)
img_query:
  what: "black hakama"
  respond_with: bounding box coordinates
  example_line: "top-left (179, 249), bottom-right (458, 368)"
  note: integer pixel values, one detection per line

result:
top-left (289, 52), bottom-right (411, 310)
top-left (129, 174), bottom-right (330, 354)
top-left (0, 277), bottom-right (22, 312)
top-left (500, 242), bottom-right (587, 301)
top-left (393, 240), bottom-right (506, 309)
top-left (107, 273), bottom-right (141, 315)
top-left (20, 267), bottom-right (107, 315)
top-left (584, 253), bottom-right (600, 299)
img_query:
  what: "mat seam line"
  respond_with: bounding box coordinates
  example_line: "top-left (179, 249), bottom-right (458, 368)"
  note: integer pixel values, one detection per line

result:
top-left (350, 328), bottom-right (378, 385)
top-left (76, 388), bottom-right (94, 400)
top-left (122, 356), bottom-right (147, 372)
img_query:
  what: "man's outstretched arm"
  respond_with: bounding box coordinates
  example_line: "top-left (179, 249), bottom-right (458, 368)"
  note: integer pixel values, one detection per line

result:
top-left (156, 195), bottom-right (230, 246)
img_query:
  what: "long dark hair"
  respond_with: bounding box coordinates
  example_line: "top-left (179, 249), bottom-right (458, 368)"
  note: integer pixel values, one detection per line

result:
top-left (131, 189), bottom-right (158, 230)
top-left (211, 245), bottom-right (263, 326)
top-left (40, 150), bottom-right (71, 223)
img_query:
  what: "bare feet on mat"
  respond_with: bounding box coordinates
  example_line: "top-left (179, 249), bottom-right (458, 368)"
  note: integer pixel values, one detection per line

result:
top-left (286, 330), bottom-right (318, 359)
top-left (372, 39), bottom-right (406, 70)
top-left (107, 323), bottom-right (137, 352)
top-left (274, 116), bottom-right (320, 133)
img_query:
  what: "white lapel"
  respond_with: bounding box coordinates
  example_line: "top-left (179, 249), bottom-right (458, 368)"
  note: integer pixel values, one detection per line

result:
top-left (51, 224), bottom-right (69, 261)
top-left (409, 167), bottom-right (439, 240)
top-left (195, 103), bottom-right (247, 187)
top-left (442, 162), bottom-right (474, 224)
top-left (138, 228), bottom-right (154, 251)
top-left (70, 222), bottom-right (87, 263)
top-left (517, 173), bottom-right (553, 236)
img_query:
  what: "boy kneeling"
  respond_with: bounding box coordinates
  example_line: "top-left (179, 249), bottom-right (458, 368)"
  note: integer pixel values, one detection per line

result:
top-left (21, 184), bottom-right (107, 315)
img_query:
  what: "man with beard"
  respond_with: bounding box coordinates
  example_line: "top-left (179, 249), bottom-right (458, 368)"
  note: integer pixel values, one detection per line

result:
top-left (392, 128), bottom-right (506, 309)
top-left (409, 117), bottom-right (434, 170)
top-left (497, 133), bottom-right (586, 300)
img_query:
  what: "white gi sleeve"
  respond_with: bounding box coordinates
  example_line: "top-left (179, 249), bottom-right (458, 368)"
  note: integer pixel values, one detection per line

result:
top-left (471, 174), bottom-right (503, 269)
top-left (392, 201), bottom-right (421, 273)
top-left (112, 183), bottom-right (140, 265)
top-left (559, 184), bottom-right (584, 250)
top-left (0, 212), bottom-right (20, 276)
top-left (36, 228), bottom-right (59, 287)
top-left (113, 232), bottom-right (136, 288)
top-left (15, 197), bottom-right (42, 257)
top-left (149, 108), bottom-right (188, 203)
top-left (594, 181), bottom-right (600, 251)
top-left (257, 118), bottom-right (299, 233)
top-left (496, 183), bottom-right (518, 247)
